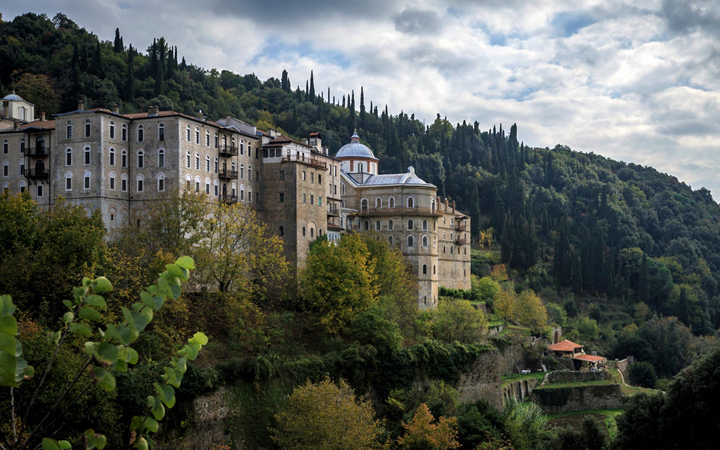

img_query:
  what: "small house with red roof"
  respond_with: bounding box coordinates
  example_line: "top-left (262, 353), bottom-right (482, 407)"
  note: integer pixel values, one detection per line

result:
top-left (547, 339), bottom-right (607, 371)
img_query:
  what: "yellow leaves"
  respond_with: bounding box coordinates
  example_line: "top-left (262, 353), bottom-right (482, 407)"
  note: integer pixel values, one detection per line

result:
top-left (398, 403), bottom-right (460, 450)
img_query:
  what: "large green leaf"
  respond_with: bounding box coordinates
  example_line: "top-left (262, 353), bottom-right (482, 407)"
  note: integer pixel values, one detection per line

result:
top-left (92, 276), bottom-right (113, 294)
top-left (85, 294), bottom-right (107, 310)
top-left (0, 314), bottom-right (17, 335)
top-left (175, 256), bottom-right (195, 270)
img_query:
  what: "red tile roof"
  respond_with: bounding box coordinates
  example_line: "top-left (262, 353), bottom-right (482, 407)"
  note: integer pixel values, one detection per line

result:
top-left (573, 354), bottom-right (607, 362)
top-left (548, 339), bottom-right (583, 352)
top-left (19, 120), bottom-right (55, 130)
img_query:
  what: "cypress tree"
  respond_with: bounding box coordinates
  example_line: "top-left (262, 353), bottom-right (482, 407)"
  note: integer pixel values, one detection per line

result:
top-left (125, 44), bottom-right (135, 102)
top-left (305, 80), bottom-right (308, 96)
top-left (309, 70), bottom-right (315, 100)
top-left (113, 27), bottom-right (123, 52)
top-left (281, 69), bottom-right (290, 92)
top-left (93, 40), bottom-right (104, 77)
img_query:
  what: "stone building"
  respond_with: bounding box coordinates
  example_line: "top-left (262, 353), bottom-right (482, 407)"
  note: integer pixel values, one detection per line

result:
top-left (337, 132), bottom-right (471, 309)
top-left (0, 94), bottom-right (472, 308)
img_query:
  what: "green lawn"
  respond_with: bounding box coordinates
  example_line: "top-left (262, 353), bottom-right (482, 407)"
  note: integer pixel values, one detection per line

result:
top-left (534, 379), bottom-right (617, 390)
top-left (501, 372), bottom-right (545, 387)
top-left (607, 368), bottom-right (661, 397)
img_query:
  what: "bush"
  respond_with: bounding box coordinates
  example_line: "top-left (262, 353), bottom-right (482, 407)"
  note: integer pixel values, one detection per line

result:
top-left (629, 361), bottom-right (657, 388)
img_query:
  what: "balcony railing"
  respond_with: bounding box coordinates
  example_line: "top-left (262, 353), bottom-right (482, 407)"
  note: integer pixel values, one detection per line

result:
top-left (455, 237), bottom-right (468, 246)
top-left (218, 169), bottom-right (238, 180)
top-left (455, 223), bottom-right (467, 232)
top-left (221, 194), bottom-right (238, 204)
top-left (282, 153), bottom-right (327, 170)
top-left (27, 146), bottom-right (48, 157)
top-left (219, 145), bottom-right (238, 157)
top-left (328, 216), bottom-right (343, 230)
top-left (327, 206), bottom-right (340, 216)
top-left (356, 207), bottom-right (441, 217)
top-left (26, 168), bottom-right (49, 179)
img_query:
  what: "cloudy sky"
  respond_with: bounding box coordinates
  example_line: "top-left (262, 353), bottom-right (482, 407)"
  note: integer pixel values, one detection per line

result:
top-left (4, 0), bottom-right (720, 198)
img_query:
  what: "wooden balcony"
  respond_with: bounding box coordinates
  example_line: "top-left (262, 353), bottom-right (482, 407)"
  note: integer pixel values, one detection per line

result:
top-left (455, 237), bottom-right (468, 245)
top-left (218, 169), bottom-right (238, 180)
top-left (221, 194), bottom-right (238, 204)
top-left (455, 223), bottom-right (467, 232)
top-left (26, 167), bottom-right (49, 179)
top-left (219, 145), bottom-right (238, 157)
top-left (27, 146), bottom-right (49, 157)
top-left (282, 153), bottom-right (327, 170)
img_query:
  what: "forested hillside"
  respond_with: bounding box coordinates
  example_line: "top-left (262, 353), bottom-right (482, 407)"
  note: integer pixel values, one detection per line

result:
top-left (2, 12), bottom-right (720, 334)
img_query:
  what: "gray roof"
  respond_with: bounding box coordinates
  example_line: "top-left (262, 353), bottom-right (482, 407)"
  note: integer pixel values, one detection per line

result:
top-left (345, 166), bottom-right (435, 187)
top-left (2, 92), bottom-right (26, 102)
top-left (335, 131), bottom-right (378, 160)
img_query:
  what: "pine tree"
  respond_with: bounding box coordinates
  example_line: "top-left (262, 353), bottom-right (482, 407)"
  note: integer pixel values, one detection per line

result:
top-left (93, 40), bottom-right (104, 77)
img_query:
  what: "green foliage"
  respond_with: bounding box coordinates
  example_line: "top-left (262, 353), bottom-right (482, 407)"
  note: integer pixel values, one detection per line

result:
top-left (0, 257), bottom-right (206, 449)
top-left (616, 347), bottom-right (720, 449)
top-left (431, 299), bottom-right (488, 344)
top-left (0, 295), bottom-right (33, 386)
top-left (474, 276), bottom-right (501, 304)
top-left (628, 361), bottom-right (657, 388)
top-left (503, 402), bottom-right (552, 450)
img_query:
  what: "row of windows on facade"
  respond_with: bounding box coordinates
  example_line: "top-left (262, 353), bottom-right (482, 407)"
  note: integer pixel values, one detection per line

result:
top-left (360, 196), bottom-right (432, 210)
top-left (64, 120), bottom-right (257, 156)
top-left (1, 181), bottom-right (41, 197)
top-left (60, 147), bottom-right (258, 181)
top-left (348, 217), bottom-right (432, 232)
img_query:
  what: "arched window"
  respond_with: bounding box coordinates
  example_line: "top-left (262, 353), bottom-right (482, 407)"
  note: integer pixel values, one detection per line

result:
top-left (121, 174), bottom-right (128, 192)
top-left (206, 155), bottom-right (210, 172)
top-left (194, 176), bottom-right (201, 193)
top-left (214, 133), bottom-right (219, 148)
top-left (84, 119), bottom-right (91, 137)
top-left (375, 198), bottom-right (382, 208)
top-left (407, 236), bottom-right (414, 248)
top-left (195, 153), bottom-right (200, 170)
top-left (185, 175), bottom-right (191, 191)
top-left (423, 220), bottom-right (428, 231)
top-left (109, 171), bottom-right (116, 190)
top-left (121, 150), bottom-right (127, 168)
top-left (361, 198), bottom-right (368, 212)
top-left (422, 264), bottom-right (427, 275)
top-left (279, 226), bottom-right (284, 236)
top-left (214, 180), bottom-right (219, 196)
top-left (186, 152), bottom-right (191, 168)
top-left (407, 197), bottom-right (414, 208)
top-left (137, 150), bottom-right (144, 168)
top-left (137, 125), bottom-right (144, 142)
top-left (109, 207), bottom-right (116, 222)
top-left (158, 123), bottom-right (165, 141)
top-left (83, 170), bottom-right (91, 190)
top-left (186, 126), bottom-right (191, 142)
top-left (214, 157), bottom-right (218, 173)
top-left (422, 235), bottom-right (428, 248)
top-left (195, 128), bottom-right (200, 144)
top-left (66, 121), bottom-right (73, 139)
top-left (432, 199), bottom-right (436, 212)
top-left (205, 131), bottom-right (210, 147)
top-left (64, 171), bottom-right (72, 191)
top-left (205, 177), bottom-right (211, 194)
top-left (109, 121), bottom-right (115, 139)
top-left (310, 228), bottom-right (314, 238)
top-left (65, 148), bottom-right (72, 166)
top-left (122, 124), bottom-right (127, 141)
top-left (84, 146), bottom-right (91, 165)
top-left (158, 149), bottom-right (165, 168)
top-left (109, 148), bottom-right (115, 166)
top-left (157, 173), bottom-right (166, 192)
top-left (136, 174), bottom-right (144, 192)
top-left (18, 180), bottom-right (25, 193)
top-left (408, 219), bottom-right (414, 230)
top-left (389, 197), bottom-right (395, 208)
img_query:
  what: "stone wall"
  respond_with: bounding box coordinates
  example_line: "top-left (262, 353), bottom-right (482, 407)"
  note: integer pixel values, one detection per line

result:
top-left (546, 370), bottom-right (610, 384)
top-left (502, 376), bottom-right (544, 404)
top-left (456, 350), bottom-right (503, 409)
top-left (531, 384), bottom-right (623, 414)
top-left (162, 387), bottom-right (232, 449)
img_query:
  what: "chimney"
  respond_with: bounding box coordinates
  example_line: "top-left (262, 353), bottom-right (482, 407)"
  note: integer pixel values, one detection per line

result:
top-left (111, 103), bottom-right (119, 114)
top-left (148, 105), bottom-right (159, 116)
top-left (452, 200), bottom-right (456, 212)
top-left (40, 112), bottom-right (46, 121)
top-left (77, 97), bottom-right (85, 111)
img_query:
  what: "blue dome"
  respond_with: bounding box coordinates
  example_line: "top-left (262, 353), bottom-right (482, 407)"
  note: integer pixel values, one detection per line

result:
top-left (2, 92), bottom-right (25, 102)
top-left (335, 132), bottom-right (378, 160)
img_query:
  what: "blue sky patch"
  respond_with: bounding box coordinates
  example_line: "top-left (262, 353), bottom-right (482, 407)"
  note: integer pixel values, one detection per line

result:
top-left (551, 11), bottom-right (596, 37)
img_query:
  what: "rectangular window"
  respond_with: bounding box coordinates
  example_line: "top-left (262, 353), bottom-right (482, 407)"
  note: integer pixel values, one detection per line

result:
top-left (85, 121), bottom-right (91, 137)
top-left (159, 178), bottom-right (165, 192)
top-left (37, 184), bottom-right (43, 197)
top-left (65, 177), bottom-right (72, 191)
top-left (122, 153), bottom-right (127, 168)
top-left (122, 127), bottom-right (127, 141)
top-left (195, 182), bottom-right (199, 193)
top-left (66, 123), bottom-right (72, 139)
top-left (206, 134), bottom-right (210, 146)
top-left (3, 165), bottom-right (7, 176)
top-left (214, 135), bottom-right (219, 148)
top-left (159, 126), bottom-right (165, 141)
top-left (84, 148), bottom-right (90, 165)
top-left (110, 124), bottom-right (115, 139)
top-left (205, 183), bottom-right (210, 194)
top-left (279, 192), bottom-right (284, 202)
top-left (138, 128), bottom-right (144, 142)
top-left (19, 163), bottom-right (24, 175)
top-left (110, 152), bottom-right (115, 166)
top-left (138, 153), bottom-right (144, 168)
top-left (84, 176), bottom-right (90, 190)
top-left (310, 194), bottom-right (314, 204)
top-left (159, 152), bottom-right (164, 168)
top-left (137, 179), bottom-right (143, 192)
top-left (214, 184), bottom-right (218, 196)
top-left (20, 140), bottom-right (25, 153)
top-left (186, 128), bottom-right (190, 142)
top-left (110, 177), bottom-right (115, 190)
top-left (122, 178), bottom-right (127, 192)
top-left (2, 141), bottom-right (7, 153)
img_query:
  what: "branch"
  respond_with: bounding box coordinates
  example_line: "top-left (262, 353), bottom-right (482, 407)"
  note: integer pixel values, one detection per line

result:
top-left (22, 356), bottom-right (92, 448)
top-left (24, 328), bottom-right (68, 421)
top-left (11, 387), bottom-right (17, 443)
